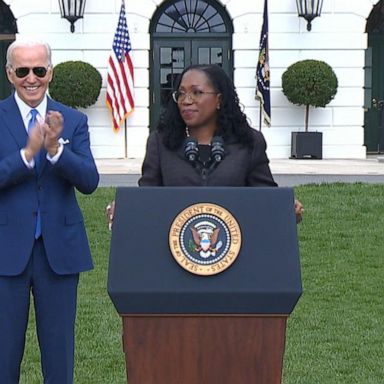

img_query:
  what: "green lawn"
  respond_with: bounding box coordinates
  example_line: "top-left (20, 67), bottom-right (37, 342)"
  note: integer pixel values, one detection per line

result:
top-left (20, 184), bottom-right (383, 383)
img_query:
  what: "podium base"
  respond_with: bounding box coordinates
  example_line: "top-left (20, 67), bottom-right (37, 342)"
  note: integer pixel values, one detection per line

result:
top-left (122, 315), bottom-right (287, 384)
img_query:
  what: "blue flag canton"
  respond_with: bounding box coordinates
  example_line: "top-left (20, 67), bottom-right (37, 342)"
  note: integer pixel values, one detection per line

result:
top-left (113, 3), bottom-right (131, 61)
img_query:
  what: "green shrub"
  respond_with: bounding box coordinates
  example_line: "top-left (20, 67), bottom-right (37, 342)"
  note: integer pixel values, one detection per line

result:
top-left (282, 60), bottom-right (338, 132)
top-left (49, 60), bottom-right (102, 109)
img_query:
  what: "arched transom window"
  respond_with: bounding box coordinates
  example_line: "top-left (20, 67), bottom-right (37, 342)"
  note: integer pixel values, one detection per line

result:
top-left (149, 0), bottom-right (233, 129)
top-left (155, 0), bottom-right (228, 33)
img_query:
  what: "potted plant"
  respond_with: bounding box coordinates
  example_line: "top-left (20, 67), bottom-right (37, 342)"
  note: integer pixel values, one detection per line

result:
top-left (49, 60), bottom-right (102, 109)
top-left (282, 59), bottom-right (338, 159)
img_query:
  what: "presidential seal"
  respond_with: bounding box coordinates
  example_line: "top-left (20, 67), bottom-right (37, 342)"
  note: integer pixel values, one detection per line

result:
top-left (169, 203), bottom-right (242, 276)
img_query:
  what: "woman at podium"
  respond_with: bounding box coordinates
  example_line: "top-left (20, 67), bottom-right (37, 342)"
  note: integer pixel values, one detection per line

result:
top-left (107, 64), bottom-right (303, 223)
top-left (140, 64), bottom-right (278, 188)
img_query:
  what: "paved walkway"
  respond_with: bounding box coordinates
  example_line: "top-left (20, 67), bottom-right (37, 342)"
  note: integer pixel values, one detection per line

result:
top-left (96, 156), bottom-right (384, 175)
top-left (95, 156), bottom-right (384, 187)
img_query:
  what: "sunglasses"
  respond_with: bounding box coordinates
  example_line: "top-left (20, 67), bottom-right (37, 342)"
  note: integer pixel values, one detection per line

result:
top-left (12, 66), bottom-right (49, 78)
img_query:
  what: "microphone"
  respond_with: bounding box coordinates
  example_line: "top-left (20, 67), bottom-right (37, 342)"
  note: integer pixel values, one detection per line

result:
top-left (211, 136), bottom-right (225, 163)
top-left (184, 138), bottom-right (199, 163)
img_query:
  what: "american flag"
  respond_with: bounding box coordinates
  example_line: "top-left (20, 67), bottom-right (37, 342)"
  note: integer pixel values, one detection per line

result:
top-left (255, 0), bottom-right (271, 128)
top-left (106, 0), bottom-right (134, 132)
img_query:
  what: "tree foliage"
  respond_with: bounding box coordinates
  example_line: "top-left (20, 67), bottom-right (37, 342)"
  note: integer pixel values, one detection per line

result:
top-left (282, 59), bottom-right (338, 107)
top-left (282, 60), bottom-right (338, 132)
top-left (49, 61), bottom-right (102, 109)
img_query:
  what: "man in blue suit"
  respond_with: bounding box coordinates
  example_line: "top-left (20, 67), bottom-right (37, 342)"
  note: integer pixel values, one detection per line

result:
top-left (0, 39), bottom-right (99, 383)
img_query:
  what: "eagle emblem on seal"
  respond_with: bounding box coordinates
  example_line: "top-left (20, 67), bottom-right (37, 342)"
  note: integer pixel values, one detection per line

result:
top-left (190, 221), bottom-right (223, 258)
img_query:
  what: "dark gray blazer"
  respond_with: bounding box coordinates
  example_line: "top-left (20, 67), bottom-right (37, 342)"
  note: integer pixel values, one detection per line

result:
top-left (139, 130), bottom-right (277, 187)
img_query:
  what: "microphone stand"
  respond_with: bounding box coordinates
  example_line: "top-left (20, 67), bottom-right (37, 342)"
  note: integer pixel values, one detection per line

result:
top-left (184, 136), bottom-right (225, 185)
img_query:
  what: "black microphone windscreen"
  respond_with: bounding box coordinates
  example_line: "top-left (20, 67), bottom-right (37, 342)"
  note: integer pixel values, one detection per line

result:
top-left (211, 136), bottom-right (225, 163)
top-left (184, 138), bottom-right (199, 163)
top-left (212, 136), bottom-right (224, 144)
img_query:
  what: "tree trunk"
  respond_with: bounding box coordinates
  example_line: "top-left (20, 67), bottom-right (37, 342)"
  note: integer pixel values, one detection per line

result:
top-left (305, 104), bottom-right (310, 132)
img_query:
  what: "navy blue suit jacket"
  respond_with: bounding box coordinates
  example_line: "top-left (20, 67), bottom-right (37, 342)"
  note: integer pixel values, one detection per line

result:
top-left (0, 95), bottom-right (99, 276)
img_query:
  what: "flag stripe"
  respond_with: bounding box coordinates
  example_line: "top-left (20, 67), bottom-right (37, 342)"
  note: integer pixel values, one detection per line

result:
top-left (119, 56), bottom-right (134, 107)
top-left (106, 0), bottom-right (134, 132)
top-left (111, 59), bottom-right (129, 116)
top-left (107, 51), bottom-right (133, 124)
top-left (107, 58), bottom-right (124, 116)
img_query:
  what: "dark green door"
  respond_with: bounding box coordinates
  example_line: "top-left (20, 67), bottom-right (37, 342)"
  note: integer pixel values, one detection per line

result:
top-left (151, 39), bottom-right (191, 129)
top-left (191, 39), bottom-right (230, 70)
top-left (1, 1), bottom-right (18, 99)
top-left (149, 0), bottom-right (233, 130)
top-left (150, 38), bottom-right (231, 130)
top-left (0, 39), bottom-right (14, 100)
top-left (364, 33), bottom-right (384, 152)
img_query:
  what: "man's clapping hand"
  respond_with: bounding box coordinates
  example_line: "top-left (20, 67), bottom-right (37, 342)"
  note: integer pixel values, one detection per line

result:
top-left (44, 111), bottom-right (63, 156)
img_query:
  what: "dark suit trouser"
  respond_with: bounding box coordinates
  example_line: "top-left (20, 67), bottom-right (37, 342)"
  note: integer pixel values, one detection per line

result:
top-left (0, 238), bottom-right (79, 384)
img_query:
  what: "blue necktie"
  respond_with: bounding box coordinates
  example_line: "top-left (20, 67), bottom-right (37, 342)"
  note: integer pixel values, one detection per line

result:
top-left (28, 109), bottom-right (42, 239)
top-left (28, 108), bottom-right (38, 132)
top-left (28, 109), bottom-right (41, 169)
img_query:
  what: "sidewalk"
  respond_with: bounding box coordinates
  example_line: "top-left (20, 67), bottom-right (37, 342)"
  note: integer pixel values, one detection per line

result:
top-left (95, 156), bottom-right (384, 175)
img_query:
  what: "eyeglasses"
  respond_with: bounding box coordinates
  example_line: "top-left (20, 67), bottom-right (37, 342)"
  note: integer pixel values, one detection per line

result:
top-left (172, 90), bottom-right (219, 103)
top-left (11, 66), bottom-right (49, 79)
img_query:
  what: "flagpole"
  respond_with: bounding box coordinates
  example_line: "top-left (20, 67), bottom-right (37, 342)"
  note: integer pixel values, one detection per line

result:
top-left (124, 120), bottom-right (128, 158)
top-left (259, 100), bottom-right (262, 132)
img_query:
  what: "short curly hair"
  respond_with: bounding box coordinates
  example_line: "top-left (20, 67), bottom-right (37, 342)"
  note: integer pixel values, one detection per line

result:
top-left (157, 64), bottom-right (254, 150)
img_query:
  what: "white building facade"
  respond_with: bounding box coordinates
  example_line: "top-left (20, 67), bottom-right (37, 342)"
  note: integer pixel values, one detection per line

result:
top-left (1, 0), bottom-right (381, 159)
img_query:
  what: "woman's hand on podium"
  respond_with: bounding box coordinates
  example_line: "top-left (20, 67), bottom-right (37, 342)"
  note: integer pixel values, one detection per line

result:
top-left (294, 199), bottom-right (304, 224)
top-left (106, 201), bottom-right (115, 231)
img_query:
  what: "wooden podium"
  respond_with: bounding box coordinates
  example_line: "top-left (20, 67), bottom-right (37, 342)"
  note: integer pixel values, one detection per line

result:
top-left (108, 187), bottom-right (302, 384)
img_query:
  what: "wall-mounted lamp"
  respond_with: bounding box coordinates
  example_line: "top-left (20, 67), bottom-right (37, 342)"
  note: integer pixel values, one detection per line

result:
top-left (296, 0), bottom-right (324, 31)
top-left (58, 0), bottom-right (87, 33)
